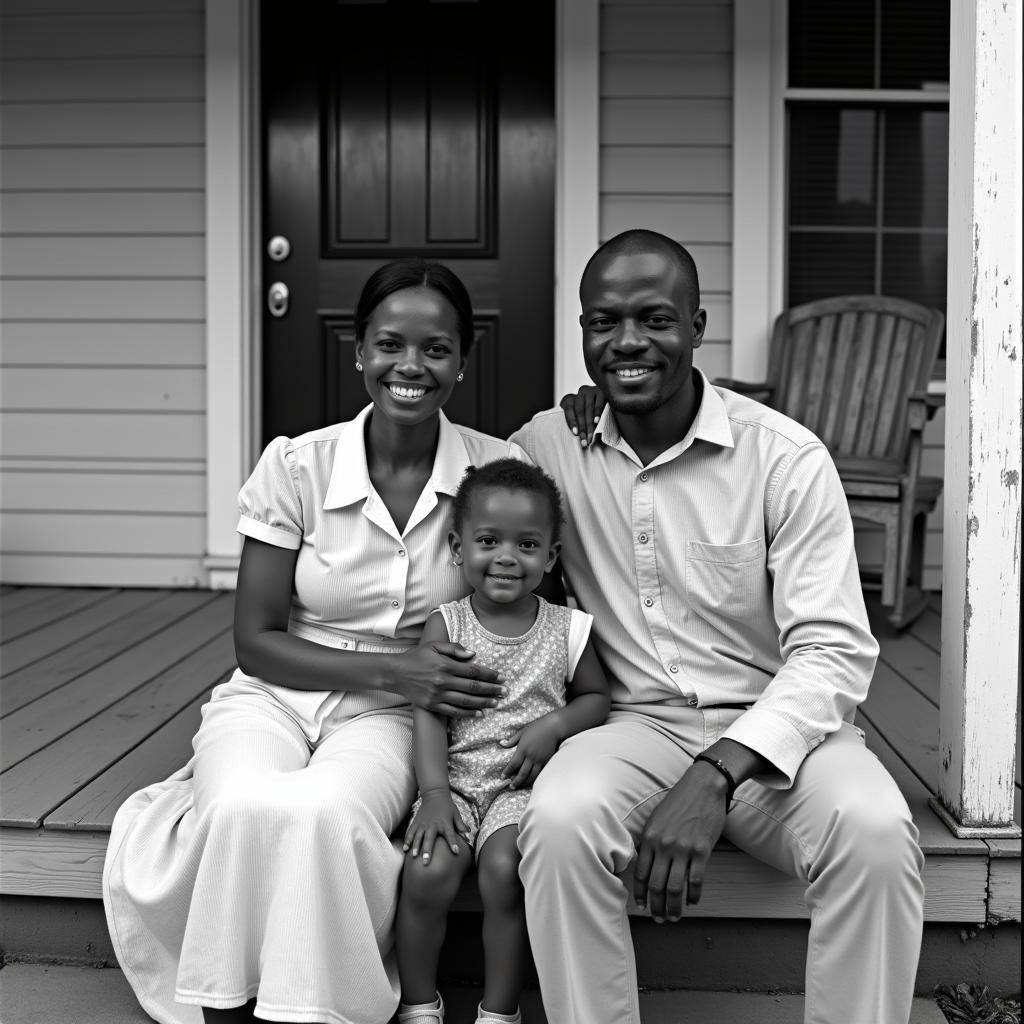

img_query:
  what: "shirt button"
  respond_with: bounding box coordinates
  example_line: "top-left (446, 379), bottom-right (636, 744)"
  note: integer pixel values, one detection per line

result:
top-left (688, 697), bottom-right (698, 707)
top-left (669, 664), bottom-right (679, 674)
top-left (397, 549), bottom-right (405, 557)
top-left (638, 533), bottom-right (648, 543)
top-left (643, 597), bottom-right (654, 608)
top-left (640, 472), bottom-right (649, 482)
top-left (391, 600), bottom-right (400, 608)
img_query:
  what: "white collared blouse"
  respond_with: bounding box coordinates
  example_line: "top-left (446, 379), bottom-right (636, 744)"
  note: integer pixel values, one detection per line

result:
top-left (238, 404), bottom-right (526, 645)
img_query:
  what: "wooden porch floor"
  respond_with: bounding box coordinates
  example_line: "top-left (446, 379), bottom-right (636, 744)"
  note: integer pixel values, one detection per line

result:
top-left (0, 585), bottom-right (1019, 924)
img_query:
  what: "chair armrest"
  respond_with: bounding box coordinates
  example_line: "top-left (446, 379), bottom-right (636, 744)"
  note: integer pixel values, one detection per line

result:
top-left (714, 377), bottom-right (775, 399)
top-left (908, 392), bottom-right (942, 431)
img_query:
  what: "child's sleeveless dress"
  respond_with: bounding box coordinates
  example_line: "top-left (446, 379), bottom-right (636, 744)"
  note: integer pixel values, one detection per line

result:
top-left (429, 595), bottom-right (593, 854)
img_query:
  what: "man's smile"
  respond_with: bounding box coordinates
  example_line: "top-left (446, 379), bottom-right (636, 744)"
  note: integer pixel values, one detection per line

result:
top-left (611, 366), bottom-right (654, 380)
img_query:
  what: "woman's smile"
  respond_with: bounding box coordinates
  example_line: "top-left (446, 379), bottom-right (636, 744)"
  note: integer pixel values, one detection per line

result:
top-left (383, 381), bottom-right (431, 402)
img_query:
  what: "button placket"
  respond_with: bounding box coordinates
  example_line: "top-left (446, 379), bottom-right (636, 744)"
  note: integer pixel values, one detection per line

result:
top-left (633, 472), bottom-right (658, 637)
top-left (383, 538), bottom-right (410, 633)
top-left (634, 467), bottom-right (688, 692)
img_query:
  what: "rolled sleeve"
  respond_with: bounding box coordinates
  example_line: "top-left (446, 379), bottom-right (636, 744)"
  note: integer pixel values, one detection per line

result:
top-left (237, 435), bottom-right (304, 550)
top-left (722, 443), bottom-right (879, 788)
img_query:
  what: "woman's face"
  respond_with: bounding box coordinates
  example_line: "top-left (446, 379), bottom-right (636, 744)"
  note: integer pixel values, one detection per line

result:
top-left (356, 285), bottom-right (466, 427)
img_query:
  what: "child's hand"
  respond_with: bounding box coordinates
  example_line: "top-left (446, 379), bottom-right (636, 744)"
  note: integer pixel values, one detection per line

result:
top-left (500, 716), bottom-right (564, 790)
top-left (403, 790), bottom-right (469, 864)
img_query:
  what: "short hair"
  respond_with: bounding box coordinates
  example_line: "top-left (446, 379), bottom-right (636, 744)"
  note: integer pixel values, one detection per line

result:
top-left (581, 228), bottom-right (701, 305)
top-left (354, 257), bottom-right (477, 357)
top-left (451, 458), bottom-right (564, 545)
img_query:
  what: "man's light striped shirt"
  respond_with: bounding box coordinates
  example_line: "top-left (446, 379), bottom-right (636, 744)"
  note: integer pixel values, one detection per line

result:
top-left (511, 373), bottom-right (878, 787)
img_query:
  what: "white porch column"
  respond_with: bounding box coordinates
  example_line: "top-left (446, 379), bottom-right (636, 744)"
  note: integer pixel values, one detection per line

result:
top-left (933, 0), bottom-right (1022, 838)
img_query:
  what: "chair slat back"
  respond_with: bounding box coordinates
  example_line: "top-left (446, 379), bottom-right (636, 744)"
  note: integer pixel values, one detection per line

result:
top-left (766, 296), bottom-right (944, 462)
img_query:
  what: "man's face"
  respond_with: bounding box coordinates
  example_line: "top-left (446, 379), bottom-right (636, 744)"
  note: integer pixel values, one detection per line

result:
top-left (579, 249), bottom-right (706, 417)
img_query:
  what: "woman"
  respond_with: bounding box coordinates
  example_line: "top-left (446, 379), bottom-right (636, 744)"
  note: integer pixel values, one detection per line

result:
top-left (104, 258), bottom-right (520, 1024)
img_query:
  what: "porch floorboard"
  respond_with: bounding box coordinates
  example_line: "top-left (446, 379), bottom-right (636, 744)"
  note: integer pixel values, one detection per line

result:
top-left (1, 587), bottom-right (1019, 924)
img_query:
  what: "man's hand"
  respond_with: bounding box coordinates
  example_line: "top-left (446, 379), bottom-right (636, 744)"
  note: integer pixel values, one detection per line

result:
top-left (500, 715), bottom-right (564, 789)
top-left (558, 385), bottom-right (606, 448)
top-left (633, 760), bottom-right (729, 921)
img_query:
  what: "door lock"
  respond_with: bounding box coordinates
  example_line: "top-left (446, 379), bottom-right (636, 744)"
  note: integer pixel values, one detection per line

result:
top-left (267, 282), bottom-right (290, 318)
top-left (267, 235), bottom-right (291, 261)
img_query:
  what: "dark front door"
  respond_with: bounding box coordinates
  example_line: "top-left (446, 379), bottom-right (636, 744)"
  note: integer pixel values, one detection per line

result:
top-left (261, 0), bottom-right (555, 445)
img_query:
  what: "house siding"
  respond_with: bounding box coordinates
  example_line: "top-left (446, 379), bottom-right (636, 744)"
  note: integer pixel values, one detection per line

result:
top-left (599, 0), bottom-right (733, 383)
top-left (0, 0), bottom-right (208, 587)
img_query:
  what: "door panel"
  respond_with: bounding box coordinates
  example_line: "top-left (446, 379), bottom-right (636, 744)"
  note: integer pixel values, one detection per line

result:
top-left (261, 0), bottom-right (555, 445)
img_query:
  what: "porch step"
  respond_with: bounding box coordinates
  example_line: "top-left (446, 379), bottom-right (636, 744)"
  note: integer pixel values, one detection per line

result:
top-left (0, 964), bottom-right (949, 1024)
top-left (3, 896), bottom-right (1021, 998)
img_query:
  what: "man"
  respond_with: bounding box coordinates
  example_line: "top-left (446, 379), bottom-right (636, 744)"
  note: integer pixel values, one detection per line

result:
top-left (511, 229), bottom-right (925, 1024)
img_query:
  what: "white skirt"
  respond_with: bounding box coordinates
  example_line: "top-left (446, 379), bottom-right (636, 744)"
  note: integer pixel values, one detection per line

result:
top-left (103, 668), bottom-right (415, 1024)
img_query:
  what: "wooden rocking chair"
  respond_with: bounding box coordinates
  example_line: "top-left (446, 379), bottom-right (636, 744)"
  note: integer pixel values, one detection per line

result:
top-left (716, 295), bottom-right (945, 628)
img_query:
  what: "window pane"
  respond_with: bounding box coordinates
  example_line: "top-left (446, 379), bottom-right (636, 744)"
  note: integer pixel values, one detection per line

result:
top-left (881, 234), bottom-right (947, 310)
top-left (790, 107), bottom-right (877, 227)
top-left (788, 232), bottom-right (876, 306)
top-left (789, 0), bottom-right (874, 88)
top-left (884, 108), bottom-right (948, 228)
top-left (880, 0), bottom-right (950, 89)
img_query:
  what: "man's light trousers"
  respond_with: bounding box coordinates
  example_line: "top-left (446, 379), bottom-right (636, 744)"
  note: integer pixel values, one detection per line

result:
top-left (518, 703), bottom-right (925, 1024)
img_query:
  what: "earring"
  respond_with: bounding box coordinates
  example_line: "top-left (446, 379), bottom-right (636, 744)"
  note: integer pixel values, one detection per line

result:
top-left (355, 361), bottom-right (363, 372)
top-left (456, 372), bottom-right (464, 383)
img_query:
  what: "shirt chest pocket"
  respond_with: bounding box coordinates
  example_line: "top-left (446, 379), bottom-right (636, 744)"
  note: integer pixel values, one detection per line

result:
top-left (685, 539), bottom-right (767, 623)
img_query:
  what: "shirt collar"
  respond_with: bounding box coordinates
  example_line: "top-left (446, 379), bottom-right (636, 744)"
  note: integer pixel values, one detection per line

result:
top-left (593, 368), bottom-right (736, 454)
top-left (323, 405), bottom-right (472, 509)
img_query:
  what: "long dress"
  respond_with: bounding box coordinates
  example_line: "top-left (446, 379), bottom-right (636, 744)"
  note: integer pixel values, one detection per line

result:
top-left (103, 407), bottom-right (523, 1024)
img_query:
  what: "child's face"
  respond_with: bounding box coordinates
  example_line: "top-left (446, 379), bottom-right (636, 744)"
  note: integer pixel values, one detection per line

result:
top-left (450, 487), bottom-right (559, 606)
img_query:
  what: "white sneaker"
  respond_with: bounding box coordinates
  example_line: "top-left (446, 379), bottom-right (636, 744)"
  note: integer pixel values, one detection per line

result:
top-left (397, 993), bottom-right (445, 1023)
top-left (475, 1003), bottom-right (521, 1024)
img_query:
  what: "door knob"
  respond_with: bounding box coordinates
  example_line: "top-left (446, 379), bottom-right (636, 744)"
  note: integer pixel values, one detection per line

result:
top-left (267, 282), bottom-right (290, 318)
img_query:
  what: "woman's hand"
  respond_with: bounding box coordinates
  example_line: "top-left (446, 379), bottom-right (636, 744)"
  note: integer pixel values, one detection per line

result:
top-left (499, 714), bottom-right (564, 789)
top-left (393, 641), bottom-right (505, 717)
top-left (559, 385), bottom-right (605, 449)
top-left (404, 789), bottom-right (469, 863)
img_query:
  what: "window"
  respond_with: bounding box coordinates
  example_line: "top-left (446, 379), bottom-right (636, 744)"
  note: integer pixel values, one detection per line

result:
top-left (785, 0), bottom-right (950, 330)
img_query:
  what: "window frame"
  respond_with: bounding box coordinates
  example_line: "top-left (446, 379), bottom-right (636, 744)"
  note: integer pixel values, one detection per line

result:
top-left (731, 0), bottom-right (949, 383)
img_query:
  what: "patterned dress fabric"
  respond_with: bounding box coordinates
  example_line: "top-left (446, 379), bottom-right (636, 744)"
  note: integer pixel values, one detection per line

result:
top-left (418, 596), bottom-right (591, 854)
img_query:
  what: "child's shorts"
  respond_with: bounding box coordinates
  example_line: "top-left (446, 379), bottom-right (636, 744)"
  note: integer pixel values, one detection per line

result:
top-left (412, 786), bottom-right (531, 858)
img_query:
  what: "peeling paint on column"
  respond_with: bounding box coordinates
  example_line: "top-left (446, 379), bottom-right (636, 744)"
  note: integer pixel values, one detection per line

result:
top-left (937, 0), bottom-right (1022, 836)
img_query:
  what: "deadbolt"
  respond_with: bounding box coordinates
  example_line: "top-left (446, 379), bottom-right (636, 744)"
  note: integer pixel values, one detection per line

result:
top-left (267, 235), bottom-right (291, 261)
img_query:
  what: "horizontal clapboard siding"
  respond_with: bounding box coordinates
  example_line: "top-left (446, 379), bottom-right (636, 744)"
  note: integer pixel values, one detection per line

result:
top-left (0, 0), bottom-right (207, 587)
top-left (0, 147), bottom-right (204, 190)
top-left (599, 0), bottom-right (734, 384)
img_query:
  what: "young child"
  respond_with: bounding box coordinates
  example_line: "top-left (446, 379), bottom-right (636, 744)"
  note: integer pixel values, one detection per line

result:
top-left (395, 458), bottom-right (610, 1024)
